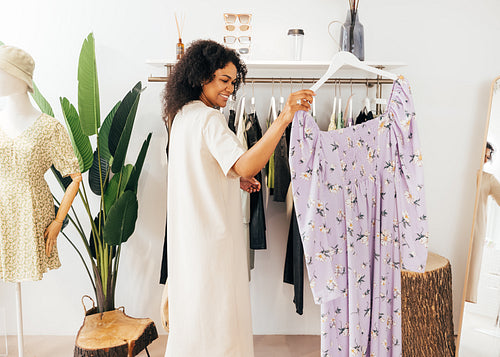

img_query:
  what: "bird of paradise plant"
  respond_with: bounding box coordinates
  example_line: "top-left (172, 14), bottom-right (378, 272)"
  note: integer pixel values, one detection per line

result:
top-left (28, 33), bottom-right (152, 313)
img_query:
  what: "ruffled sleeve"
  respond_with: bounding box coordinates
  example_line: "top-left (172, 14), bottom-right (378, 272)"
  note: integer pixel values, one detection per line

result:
top-left (389, 79), bottom-right (429, 272)
top-left (51, 121), bottom-right (80, 178)
top-left (290, 111), bottom-right (342, 303)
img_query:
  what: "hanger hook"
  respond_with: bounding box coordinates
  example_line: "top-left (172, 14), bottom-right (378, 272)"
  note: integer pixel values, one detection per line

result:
top-left (280, 79), bottom-right (283, 97)
top-left (271, 77), bottom-right (274, 97)
top-left (350, 79), bottom-right (353, 95)
top-left (252, 80), bottom-right (255, 97)
top-left (290, 77), bottom-right (292, 94)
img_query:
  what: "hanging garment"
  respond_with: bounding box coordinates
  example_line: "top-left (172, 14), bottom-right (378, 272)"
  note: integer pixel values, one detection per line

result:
top-left (166, 101), bottom-right (254, 357)
top-left (466, 171), bottom-right (500, 303)
top-left (245, 111), bottom-right (267, 250)
top-left (289, 78), bottom-right (429, 356)
top-left (228, 108), bottom-right (237, 134)
top-left (0, 114), bottom-right (80, 282)
top-left (356, 109), bottom-right (374, 125)
top-left (283, 204), bottom-right (305, 315)
top-left (273, 123), bottom-right (292, 202)
top-left (266, 97), bottom-right (277, 199)
top-left (236, 100), bottom-right (255, 273)
top-left (160, 212), bottom-right (168, 284)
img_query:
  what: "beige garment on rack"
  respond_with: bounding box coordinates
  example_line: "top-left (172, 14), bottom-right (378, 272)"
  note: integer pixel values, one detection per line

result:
top-left (466, 171), bottom-right (500, 303)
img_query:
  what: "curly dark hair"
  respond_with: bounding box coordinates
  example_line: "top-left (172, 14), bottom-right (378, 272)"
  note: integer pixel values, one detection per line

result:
top-left (162, 39), bottom-right (247, 133)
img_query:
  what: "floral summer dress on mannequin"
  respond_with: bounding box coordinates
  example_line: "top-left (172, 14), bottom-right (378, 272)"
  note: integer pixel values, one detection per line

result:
top-left (0, 113), bottom-right (79, 282)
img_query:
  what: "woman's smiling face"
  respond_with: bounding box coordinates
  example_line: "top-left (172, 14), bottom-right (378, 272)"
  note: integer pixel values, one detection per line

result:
top-left (199, 62), bottom-right (237, 108)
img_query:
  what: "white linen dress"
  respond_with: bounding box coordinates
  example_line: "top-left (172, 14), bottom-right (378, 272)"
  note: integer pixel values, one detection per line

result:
top-left (165, 101), bottom-right (254, 357)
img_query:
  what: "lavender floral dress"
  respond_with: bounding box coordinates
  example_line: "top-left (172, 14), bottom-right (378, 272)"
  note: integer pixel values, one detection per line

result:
top-left (289, 78), bottom-right (429, 357)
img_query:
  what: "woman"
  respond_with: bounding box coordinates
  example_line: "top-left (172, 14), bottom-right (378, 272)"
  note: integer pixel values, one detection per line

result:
top-left (162, 39), bottom-right (314, 356)
top-left (466, 142), bottom-right (500, 303)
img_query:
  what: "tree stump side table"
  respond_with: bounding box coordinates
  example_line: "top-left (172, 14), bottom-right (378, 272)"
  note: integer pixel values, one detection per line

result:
top-left (74, 307), bottom-right (158, 357)
top-left (402, 251), bottom-right (456, 357)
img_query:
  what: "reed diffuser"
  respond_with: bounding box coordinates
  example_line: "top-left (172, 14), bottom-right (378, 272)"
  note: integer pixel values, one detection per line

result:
top-left (175, 13), bottom-right (185, 61)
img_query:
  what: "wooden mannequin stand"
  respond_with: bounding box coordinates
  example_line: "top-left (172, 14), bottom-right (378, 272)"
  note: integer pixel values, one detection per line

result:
top-left (74, 297), bottom-right (158, 357)
top-left (401, 252), bottom-right (456, 357)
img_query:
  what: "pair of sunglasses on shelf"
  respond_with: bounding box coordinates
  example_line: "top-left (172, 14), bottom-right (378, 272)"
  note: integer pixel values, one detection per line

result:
top-left (223, 36), bottom-right (251, 54)
top-left (224, 13), bottom-right (252, 31)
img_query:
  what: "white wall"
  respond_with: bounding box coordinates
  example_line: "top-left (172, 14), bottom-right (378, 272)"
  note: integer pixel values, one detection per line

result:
top-left (1, 0), bottom-right (500, 337)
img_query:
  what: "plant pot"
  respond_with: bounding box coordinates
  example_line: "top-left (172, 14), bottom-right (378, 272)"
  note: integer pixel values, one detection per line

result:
top-left (74, 296), bottom-right (158, 357)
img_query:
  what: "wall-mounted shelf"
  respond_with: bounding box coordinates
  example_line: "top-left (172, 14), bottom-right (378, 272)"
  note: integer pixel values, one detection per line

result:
top-left (146, 58), bottom-right (406, 115)
top-left (146, 59), bottom-right (406, 71)
top-left (146, 59), bottom-right (406, 84)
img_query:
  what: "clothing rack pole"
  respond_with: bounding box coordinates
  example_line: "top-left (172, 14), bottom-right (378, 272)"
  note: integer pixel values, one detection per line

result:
top-left (15, 283), bottom-right (24, 357)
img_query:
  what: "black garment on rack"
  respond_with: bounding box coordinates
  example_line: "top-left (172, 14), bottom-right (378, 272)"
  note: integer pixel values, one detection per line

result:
top-left (160, 215), bottom-right (168, 284)
top-left (245, 112), bottom-right (267, 250)
top-left (355, 110), bottom-right (374, 125)
top-left (273, 124), bottom-right (291, 202)
top-left (283, 206), bottom-right (304, 315)
top-left (228, 109), bottom-right (236, 133)
top-left (160, 144), bottom-right (169, 284)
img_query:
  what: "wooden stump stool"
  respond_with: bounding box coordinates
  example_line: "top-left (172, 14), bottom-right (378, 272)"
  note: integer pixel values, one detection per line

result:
top-left (74, 307), bottom-right (158, 357)
top-left (402, 251), bottom-right (456, 357)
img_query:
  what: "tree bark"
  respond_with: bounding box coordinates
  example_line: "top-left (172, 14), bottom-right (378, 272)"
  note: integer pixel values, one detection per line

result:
top-left (402, 251), bottom-right (456, 357)
top-left (74, 309), bottom-right (158, 357)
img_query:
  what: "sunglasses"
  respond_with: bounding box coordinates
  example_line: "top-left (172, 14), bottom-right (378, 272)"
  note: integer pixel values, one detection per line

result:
top-left (224, 36), bottom-right (251, 45)
top-left (224, 13), bottom-right (252, 31)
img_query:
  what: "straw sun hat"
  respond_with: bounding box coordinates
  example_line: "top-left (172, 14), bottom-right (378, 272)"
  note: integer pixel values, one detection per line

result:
top-left (0, 45), bottom-right (35, 93)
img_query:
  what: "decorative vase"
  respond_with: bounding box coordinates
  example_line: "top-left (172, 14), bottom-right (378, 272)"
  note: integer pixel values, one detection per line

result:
top-left (340, 10), bottom-right (364, 61)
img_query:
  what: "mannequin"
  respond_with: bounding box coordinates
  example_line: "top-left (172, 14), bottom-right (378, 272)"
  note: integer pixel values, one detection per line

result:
top-left (0, 45), bottom-right (81, 356)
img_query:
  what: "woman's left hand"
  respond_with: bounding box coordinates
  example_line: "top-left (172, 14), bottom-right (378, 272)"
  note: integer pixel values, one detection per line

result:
top-left (44, 220), bottom-right (62, 257)
top-left (240, 177), bottom-right (261, 193)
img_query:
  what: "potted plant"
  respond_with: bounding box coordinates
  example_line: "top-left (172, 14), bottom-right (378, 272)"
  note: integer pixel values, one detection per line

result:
top-left (31, 33), bottom-right (152, 314)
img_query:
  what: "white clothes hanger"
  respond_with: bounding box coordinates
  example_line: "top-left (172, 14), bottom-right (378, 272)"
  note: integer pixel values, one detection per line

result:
top-left (310, 51), bottom-right (398, 92)
top-left (269, 96), bottom-right (277, 124)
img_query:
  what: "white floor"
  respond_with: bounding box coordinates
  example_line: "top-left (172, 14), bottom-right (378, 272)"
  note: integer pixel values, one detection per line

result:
top-left (457, 303), bottom-right (500, 357)
top-left (0, 334), bottom-right (321, 357)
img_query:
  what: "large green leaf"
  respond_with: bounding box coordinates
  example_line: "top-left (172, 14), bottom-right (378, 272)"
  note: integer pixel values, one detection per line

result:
top-left (103, 190), bottom-right (138, 246)
top-left (51, 165), bottom-right (73, 191)
top-left (60, 97), bottom-right (94, 173)
top-left (99, 102), bottom-right (121, 161)
top-left (88, 149), bottom-right (110, 195)
top-left (103, 164), bottom-right (133, 214)
top-left (88, 102), bottom-right (121, 195)
top-left (111, 93), bottom-right (141, 173)
top-left (0, 40), bottom-right (4, 45)
top-left (108, 82), bottom-right (142, 158)
top-left (125, 133), bottom-right (152, 193)
top-left (31, 82), bottom-right (54, 117)
top-left (78, 33), bottom-right (100, 136)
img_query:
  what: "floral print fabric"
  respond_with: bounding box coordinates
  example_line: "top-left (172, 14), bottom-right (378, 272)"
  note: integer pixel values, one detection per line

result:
top-left (289, 79), bottom-right (429, 356)
top-left (0, 114), bottom-right (79, 282)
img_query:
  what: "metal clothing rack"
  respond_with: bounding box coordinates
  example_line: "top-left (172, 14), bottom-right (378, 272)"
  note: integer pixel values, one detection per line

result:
top-left (148, 63), bottom-right (396, 114)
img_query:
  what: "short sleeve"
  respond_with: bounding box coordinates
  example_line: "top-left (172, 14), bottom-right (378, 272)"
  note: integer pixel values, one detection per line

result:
top-left (203, 111), bottom-right (246, 177)
top-left (391, 79), bottom-right (429, 272)
top-left (51, 121), bottom-right (80, 177)
top-left (486, 173), bottom-right (500, 206)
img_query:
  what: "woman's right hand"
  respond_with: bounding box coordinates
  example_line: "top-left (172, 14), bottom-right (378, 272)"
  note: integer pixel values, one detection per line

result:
top-left (278, 90), bottom-right (316, 125)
